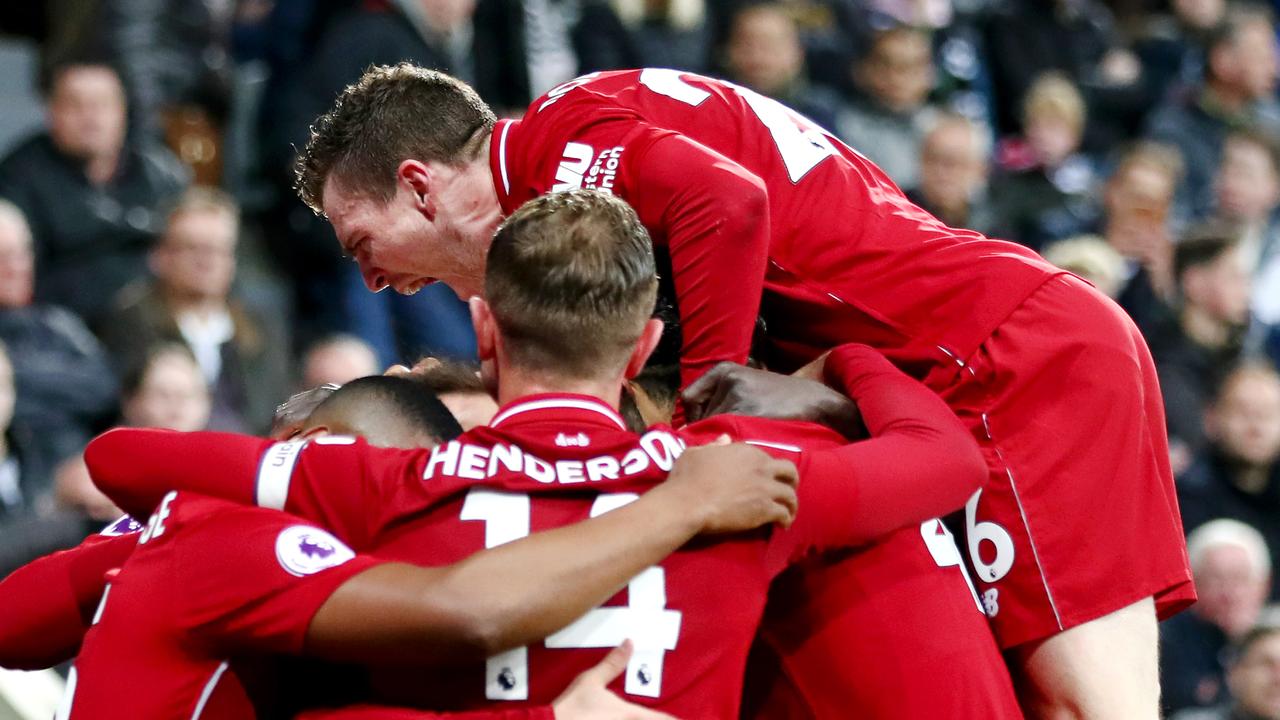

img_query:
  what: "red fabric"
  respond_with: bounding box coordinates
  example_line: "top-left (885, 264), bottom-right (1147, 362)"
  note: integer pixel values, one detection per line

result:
top-left (937, 274), bottom-right (1195, 648)
top-left (298, 705), bottom-right (555, 720)
top-left (490, 70), bottom-right (1059, 401)
top-left (86, 428), bottom-right (269, 519)
top-left (64, 495), bottom-right (378, 719)
top-left (0, 532), bottom-right (136, 670)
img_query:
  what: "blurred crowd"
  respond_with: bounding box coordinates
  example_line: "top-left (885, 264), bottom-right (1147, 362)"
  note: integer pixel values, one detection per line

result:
top-left (2, 0), bottom-right (1280, 715)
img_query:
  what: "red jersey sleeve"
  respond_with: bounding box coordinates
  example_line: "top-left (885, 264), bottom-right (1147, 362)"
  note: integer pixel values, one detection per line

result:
top-left (296, 705), bottom-right (555, 720)
top-left (816, 343), bottom-right (987, 539)
top-left (0, 532), bottom-right (137, 670)
top-left (169, 499), bottom-right (382, 656)
top-left (617, 129), bottom-right (770, 399)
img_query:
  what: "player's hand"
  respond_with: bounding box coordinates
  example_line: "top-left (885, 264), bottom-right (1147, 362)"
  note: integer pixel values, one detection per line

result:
top-left (552, 641), bottom-right (679, 720)
top-left (682, 362), bottom-right (865, 439)
top-left (667, 438), bottom-right (798, 532)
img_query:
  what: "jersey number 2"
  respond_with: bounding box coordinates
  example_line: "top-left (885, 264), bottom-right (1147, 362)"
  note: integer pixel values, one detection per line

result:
top-left (637, 68), bottom-right (837, 183)
top-left (460, 489), bottom-right (682, 701)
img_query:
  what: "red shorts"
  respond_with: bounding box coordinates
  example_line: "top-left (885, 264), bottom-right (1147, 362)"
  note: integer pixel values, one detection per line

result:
top-left (929, 273), bottom-right (1196, 648)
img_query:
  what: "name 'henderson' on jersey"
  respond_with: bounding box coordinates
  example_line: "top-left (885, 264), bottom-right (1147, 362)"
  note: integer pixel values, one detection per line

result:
top-left (491, 69), bottom-right (1061, 385)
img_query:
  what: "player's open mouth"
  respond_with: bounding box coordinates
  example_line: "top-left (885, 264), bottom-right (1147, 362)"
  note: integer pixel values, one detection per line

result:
top-left (398, 278), bottom-right (439, 296)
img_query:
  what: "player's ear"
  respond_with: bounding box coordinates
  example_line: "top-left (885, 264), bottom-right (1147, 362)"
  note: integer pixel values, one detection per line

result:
top-left (624, 318), bottom-right (665, 380)
top-left (470, 296), bottom-right (498, 363)
top-left (397, 160), bottom-right (435, 220)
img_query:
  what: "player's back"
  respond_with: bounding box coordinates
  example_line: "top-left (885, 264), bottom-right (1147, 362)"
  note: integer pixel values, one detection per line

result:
top-left (355, 397), bottom-right (776, 717)
top-left (60, 494), bottom-right (260, 719)
top-left (505, 69), bottom-right (1060, 372)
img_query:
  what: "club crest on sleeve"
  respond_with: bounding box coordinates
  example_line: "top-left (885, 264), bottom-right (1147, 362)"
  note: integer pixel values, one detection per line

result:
top-left (275, 526), bottom-right (356, 577)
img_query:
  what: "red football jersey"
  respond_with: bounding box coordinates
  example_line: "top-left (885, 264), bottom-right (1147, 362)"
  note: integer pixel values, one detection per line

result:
top-left (57, 493), bottom-right (381, 720)
top-left (684, 416), bottom-right (1023, 719)
top-left (490, 69), bottom-right (1061, 390)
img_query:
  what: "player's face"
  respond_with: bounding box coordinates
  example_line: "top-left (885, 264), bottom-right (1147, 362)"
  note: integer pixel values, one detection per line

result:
top-left (323, 166), bottom-right (499, 301)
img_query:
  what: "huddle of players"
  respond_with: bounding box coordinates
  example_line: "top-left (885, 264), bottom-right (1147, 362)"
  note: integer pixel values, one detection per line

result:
top-left (2, 190), bottom-right (1025, 718)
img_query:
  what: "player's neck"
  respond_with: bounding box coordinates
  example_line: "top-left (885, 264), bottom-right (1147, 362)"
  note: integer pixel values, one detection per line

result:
top-left (495, 367), bottom-right (625, 413)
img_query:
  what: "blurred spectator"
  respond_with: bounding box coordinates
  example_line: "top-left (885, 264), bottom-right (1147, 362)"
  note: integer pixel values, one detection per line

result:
top-left (1179, 362), bottom-right (1280, 598)
top-left (0, 339), bottom-right (101, 579)
top-left (575, 0), bottom-right (711, 74)
top-left (983, 0), bottom-right (1146, 150)
top-left (97, 188), bottom-right (290, 434)
top-left (0, 58), bottom-right (188, 325)
top-left (1173, 622), bottom-right (1280, 720)
top-left (1152, 227), bottom-right (1251, 465)
top-left (301, 334), bottom-right (382, 389)
top-left (1041, 235), bottom-right (1128, 299)
top-left (990, 73), bottom-right (1096, 250)
top-left (1162, 519), bottom-right (1271, 715)
top-left (721, 3), bottom-right (840, 132)
top-left (905, 111), bottom-right (997, 235)
top-left (1134, 0), bottom-right (1226, 106)
top-left (1098, 141), bottom-right (1184, 333)
top-left (0, 199), bottom-right (118, 476)
top-left (836, 23), bottom-right (937, 188)
top-left (1147, 5), bottom-right (1280, 219)
top-left (1212, 128), bottom-right (1280, 326)
top-left (120, 343), bottom-right (213, 432)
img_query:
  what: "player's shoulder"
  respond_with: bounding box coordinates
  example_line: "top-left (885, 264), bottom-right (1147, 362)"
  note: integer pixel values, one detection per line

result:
top-left (683, 416), bottom-right (844, 454)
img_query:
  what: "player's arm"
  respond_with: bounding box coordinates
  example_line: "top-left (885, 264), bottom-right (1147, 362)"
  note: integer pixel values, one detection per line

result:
top-left (0, 532), bottom-right (137, 670)
top-left (771, 344), bottom-right (987, 558)
top-left (619, 128), bottom-right (771, 398)
top-left (85, 428), bottom-right (268, 518)
top-left (305, 441), bottom-right (797, 663)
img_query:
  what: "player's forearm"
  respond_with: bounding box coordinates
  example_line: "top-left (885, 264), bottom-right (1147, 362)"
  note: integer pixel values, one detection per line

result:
top-left (308, 484), bottom-right (703, 664)
top-left (818, 344), bottom-right (987, 541)
top-left (85, 428), bottom-right (265, 517)
top-left (427, 480), bottom-right (704, 655)
top-left (629, 134), bottom-right (769, 404)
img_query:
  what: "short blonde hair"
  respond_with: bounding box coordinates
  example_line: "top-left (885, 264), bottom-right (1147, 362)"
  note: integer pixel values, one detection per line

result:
top-left (1042, 235), bottom-right (1126, 298)
top-left (1023, 72), bottom-right (1086, 134)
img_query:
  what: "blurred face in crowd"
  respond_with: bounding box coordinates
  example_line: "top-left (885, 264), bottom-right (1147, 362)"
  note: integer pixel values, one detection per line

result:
top-left (0, 210), bottom-right (34, 309)
top-left (858, 27), bottom-right (933, 114)
top-left (1209, 368), bottom-right (1280, 468)
top-left (1195, 543), bottom-right (1270, 637)
top-left (726, 6), bottom-right (804, 98)
top-left (1213, 18), bottom-right (1279, 101)
top-left (151, 207), bottom-right (238, 303)
top-left (1231, 631), bottom-right (1280, 720)
top-left (1183, 245), bottom-right (1252, 325)
top-left (1104, 160), bottom-right (1175, 257)
top-left (0, 347), bottom-right (13, 436)
top-left (419, 0), bottom-right (477, 35)
top-left (1175, 0), bottom-right (1225, 29)
top-left (47, 65), bottom-right (127, 164)
top-left (1026, 113), bottom-right (1080, 169)
top-left (123, 350), bottom-right (211, 432)
top-left (303, 339), bottom-right (381, 389)
top-left (918, 118), bottom-right (987, 213)
top-left (1216, 136), bottom-right (1280, 224)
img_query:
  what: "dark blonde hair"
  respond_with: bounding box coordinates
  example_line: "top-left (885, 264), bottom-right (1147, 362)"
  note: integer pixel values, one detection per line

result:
top-left (486, 190), bottom-right (658, 379)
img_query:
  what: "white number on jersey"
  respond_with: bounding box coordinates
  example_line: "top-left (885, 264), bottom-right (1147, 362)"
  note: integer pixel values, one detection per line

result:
top-left (920, 519), bottom-right (983, 613)
top-left (637, 68), bottom-right (838, 183)
top-left (964, 489), bottom-right (1015, 584)
top-left (459, 489), bottom-right (681, 700)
